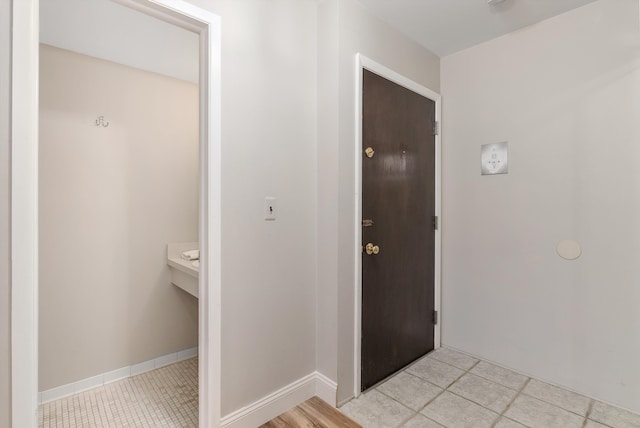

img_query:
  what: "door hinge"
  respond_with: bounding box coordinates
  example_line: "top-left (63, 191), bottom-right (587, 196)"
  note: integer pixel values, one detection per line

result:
top-left (432, 215), bottom-right (439, 230)
top-left (433, 121), bottom-right (440, 136)
top-left (433, 310), bottom-right (438, 325)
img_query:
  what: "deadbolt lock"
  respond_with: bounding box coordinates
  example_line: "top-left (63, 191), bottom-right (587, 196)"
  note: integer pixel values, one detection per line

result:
top-left (365, 243), bottom-right (380, 255)
top-left (364, 147), bottom-right (375, 158)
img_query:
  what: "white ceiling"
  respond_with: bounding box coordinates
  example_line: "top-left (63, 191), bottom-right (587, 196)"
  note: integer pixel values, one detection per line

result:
top-left (41, 0), bottom-right (603, 80)
top-left (40, 0), bottom-right (199, 83)
top-left (357, 0), bottom-right (600, 56)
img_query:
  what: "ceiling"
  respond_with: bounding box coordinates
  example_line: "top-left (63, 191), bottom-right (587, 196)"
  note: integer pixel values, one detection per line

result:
top-left (40, 0), bottom-right (199, 83)
top-left (357, 0), bottom-right (600, 56)
top-left (40, 0), bottom-right (603, 80)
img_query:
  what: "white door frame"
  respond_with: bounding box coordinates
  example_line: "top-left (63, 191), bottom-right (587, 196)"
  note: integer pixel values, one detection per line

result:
top-left (353, 54), bottom-right (442, 397)
top-left (10, 1), bottom-right (222, 427)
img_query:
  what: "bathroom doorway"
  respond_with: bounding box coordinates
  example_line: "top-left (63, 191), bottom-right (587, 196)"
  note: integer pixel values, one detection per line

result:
top-left (38, 0), bottom-right (199, 425)
top-left (11, 0), bottom-right (221, 426)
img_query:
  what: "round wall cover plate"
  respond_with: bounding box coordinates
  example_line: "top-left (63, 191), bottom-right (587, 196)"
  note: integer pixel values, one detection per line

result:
top-left (557, 239), bottom-right (582, 260)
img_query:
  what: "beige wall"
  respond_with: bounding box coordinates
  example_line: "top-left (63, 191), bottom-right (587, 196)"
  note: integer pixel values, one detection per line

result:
top-left (1, 0), bottom-right (11, 423)
top-left (441, 0), bottom-right (640, 413)
top-left (316, 0), bottom-right (441, 404)
top-left (39, 45), bottom-right (198, 390)
top-left (213, 1), bottom-right (319, 415)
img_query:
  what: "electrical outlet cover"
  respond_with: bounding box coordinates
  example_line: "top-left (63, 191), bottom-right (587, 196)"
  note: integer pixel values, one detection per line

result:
top-left (481, 142), bottom-right (508, 175)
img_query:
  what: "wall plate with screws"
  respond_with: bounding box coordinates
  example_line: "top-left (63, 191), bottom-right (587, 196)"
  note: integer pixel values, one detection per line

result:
top-left (265, 197), bottom-right (276, 221)
top-left (481, 142), bottom-right (509, 175)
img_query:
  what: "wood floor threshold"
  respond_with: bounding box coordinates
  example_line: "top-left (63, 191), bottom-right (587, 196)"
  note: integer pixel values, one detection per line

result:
top-left (260, 396), bottom-right (362, 428)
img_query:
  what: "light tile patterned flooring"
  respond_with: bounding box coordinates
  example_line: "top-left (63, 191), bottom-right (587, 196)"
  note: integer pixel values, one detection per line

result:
top-left (340, 348), bottom-right (640, 428)
top-left (39, 357), bottom-right (198, 427)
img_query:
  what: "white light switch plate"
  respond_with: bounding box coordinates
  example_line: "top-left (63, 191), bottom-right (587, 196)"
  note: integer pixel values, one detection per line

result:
top-left (265, 197), bottom-right (276, 221)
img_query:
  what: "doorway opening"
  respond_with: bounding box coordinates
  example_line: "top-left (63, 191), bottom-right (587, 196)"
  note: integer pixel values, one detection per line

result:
top-left (354, 54), bottom-right (442, 397)
top-left (39, 0), bottom-right (199, 423)
top-left (11, 1), bottom-right (221, 427)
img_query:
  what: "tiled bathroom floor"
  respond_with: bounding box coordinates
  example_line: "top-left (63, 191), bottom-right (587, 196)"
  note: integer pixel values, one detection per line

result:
top-left (39, 357), bottom-right (198, 427)
top-left (340, 348), bottom-right (640, 428)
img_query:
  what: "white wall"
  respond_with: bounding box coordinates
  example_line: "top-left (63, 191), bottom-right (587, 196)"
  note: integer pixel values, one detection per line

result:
top-left (316, 0), bottom-right (340, 394)
top-left (11, 0), bottom-right (432, 421)
top-left (1, 0), bottom-right (12, 423)
top-left (4, 0), bottom-right (320, 420)
top-left (441, 0), bottom-right (640, 413)
top-left (39, 45), bottom-right (199, 390)
top-left (316, 0), bottom-right (441, 404)
top-left (178, 0), bottom-right (320, 416)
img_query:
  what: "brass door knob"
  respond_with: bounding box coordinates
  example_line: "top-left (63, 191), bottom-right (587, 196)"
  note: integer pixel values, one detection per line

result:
top-left (365, 243), bottom-right (380, 255)
top-left (364, 147), bottom-right (375, 158)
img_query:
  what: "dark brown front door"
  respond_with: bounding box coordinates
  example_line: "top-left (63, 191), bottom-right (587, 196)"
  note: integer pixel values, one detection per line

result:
top-left (361, 69), bottom-right (436, 391)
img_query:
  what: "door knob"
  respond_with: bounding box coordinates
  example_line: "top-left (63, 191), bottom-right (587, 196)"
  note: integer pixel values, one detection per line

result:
top-left (364, 147), bottom-right (375, 158)
top-left (365, 243), bottom-right (380, 255)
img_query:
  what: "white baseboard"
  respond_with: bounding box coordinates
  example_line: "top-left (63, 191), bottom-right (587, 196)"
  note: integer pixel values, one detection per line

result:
top-left (39, 346), bottom-right (198, 404)
top-left (221, 371), bottom-right (338, 428)
top-left (338, 396), bottom-right (353, 408)
top-left (315, 371), bottom-right (337, 407)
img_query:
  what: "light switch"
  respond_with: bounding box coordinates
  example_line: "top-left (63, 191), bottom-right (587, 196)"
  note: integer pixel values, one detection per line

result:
top-left (265, 197), bottom-right (276, 221)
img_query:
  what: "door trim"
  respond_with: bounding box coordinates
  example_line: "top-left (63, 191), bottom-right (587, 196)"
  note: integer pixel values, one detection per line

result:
top-left (10, 1), bottom-right (222, 426)
top-left (354, 54), bottom-right (441, 398)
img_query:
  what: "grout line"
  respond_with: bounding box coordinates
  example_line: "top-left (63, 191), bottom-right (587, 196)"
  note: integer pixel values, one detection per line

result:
top-left (373, 351), bottom-right (475, 428)
top-left (490, 377), bottom-right (531, 428)
top-left (518, 390), bottom-right (595, 420)
top-left (442, 359), bottom-right (505, 427)
top-left (402, 370), bottom-right (448, 392)
top-left (585, 399), bottom-right (594, 420)
top-left (468, 359), bottom-right (481, 371)
top-left (581, 400), bottom-right (592, 428)
top-left (406, 356), bottom-right (482, 427)
top-left (581, 400), bottom-right (616, 428)
top-left (370, 385), bottom-right (419, 428)
top-left (515, 379), bottom-right (594, 420)
top-left (394, 411), bottom-right (417, 428)
top-left (462, 366), bottom-right (522, 393)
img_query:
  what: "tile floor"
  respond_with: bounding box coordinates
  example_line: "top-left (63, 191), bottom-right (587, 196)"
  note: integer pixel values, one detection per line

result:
top-left (39, 357), bottom-right (198, 427)
top-left (340, 348), bottom-right (640, 428)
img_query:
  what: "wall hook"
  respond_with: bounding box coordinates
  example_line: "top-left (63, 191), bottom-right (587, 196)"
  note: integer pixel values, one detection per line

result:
top-left (95, 116), bottom-right (110, 127)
